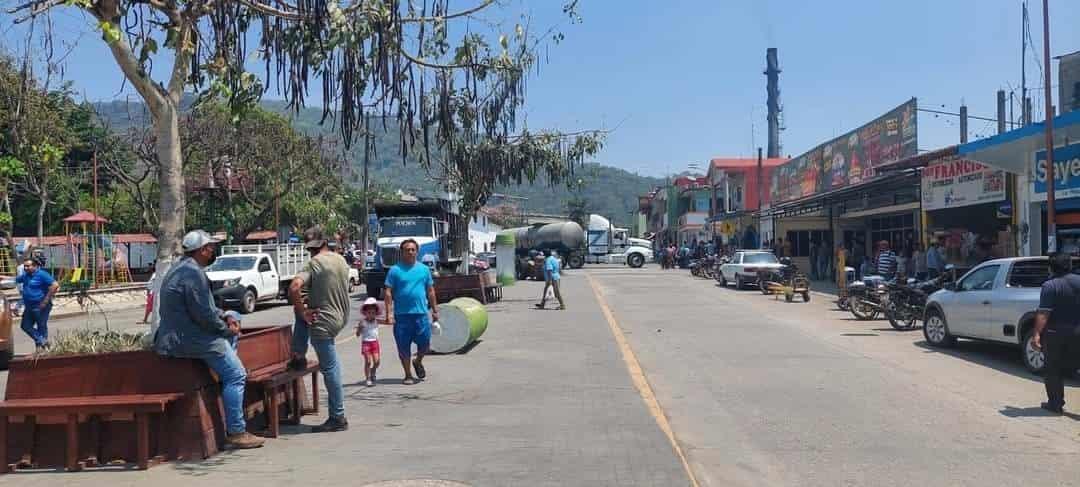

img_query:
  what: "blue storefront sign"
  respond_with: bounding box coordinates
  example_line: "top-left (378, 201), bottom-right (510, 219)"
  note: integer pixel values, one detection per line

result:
top-left (1033, 142), bottom-right (1080, 202)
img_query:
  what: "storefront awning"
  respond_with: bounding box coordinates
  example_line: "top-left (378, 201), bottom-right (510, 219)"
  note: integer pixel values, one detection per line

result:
top-left (957, 110), bottom-right (1080, 174)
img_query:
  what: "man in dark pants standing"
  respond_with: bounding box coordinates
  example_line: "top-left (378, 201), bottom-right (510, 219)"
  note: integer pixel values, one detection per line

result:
top-left (1031, 253), bottom-right (1080, 414)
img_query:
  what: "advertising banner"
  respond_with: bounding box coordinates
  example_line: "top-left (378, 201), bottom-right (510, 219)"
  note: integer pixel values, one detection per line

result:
top-left (921, 157), bottom-right (1005, 211)
top-left (770, 98), bottom-right (918, 203)
top-left (1033, 142), bottom-right (1080, 202)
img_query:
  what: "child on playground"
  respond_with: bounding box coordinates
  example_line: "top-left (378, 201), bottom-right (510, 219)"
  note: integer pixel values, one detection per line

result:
top-left (356, 297), bottom-right (382, 387)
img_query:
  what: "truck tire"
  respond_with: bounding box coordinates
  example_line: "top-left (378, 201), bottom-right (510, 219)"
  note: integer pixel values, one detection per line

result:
top-left (627, 253), bottom-right (645, 268)
top-left (241, 289), bottom-right (257, 314)
top-left (567, 253), bottom-right (585, 269)
top-left (0, 348), bottom-right (11, 370)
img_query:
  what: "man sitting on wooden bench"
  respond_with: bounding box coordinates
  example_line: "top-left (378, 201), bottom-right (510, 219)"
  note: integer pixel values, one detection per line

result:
top-left (153, 229), bottom-right (264, 450)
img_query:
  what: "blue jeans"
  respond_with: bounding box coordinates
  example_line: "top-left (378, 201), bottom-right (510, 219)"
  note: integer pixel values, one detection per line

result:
top-left (21, 302), bottom-right (52, 347)
top-left (311, 338), bottom-right (345, 419)
top-left (201, 336), bottom-right (247, 435)
top-left (292, 314), bottom-right (345, 419)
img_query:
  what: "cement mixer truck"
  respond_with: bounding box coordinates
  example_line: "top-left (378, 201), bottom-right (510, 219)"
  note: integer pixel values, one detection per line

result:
top-left (505, 221), bottom-right (587, 279)
top-left (501, 214), bottom-right (652, 278)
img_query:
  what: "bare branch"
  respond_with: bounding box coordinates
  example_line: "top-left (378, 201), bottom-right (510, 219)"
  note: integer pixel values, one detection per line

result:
top-left (8, 0), bottom-right (65, 24)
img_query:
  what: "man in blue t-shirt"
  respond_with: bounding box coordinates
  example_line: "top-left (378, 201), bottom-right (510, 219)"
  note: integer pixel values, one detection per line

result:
top-left (384, 239), bottom-right (439, 385)
top-left (15, 258), bottom-right (59, 351)
top-left (535, 251), bottom-right (565, 310)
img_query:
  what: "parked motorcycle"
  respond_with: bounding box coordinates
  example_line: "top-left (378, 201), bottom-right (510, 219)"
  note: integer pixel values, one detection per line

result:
top-left (689, 259), bottom-right (704, 278)
top-left (882, 269), bottom-right (962, 330)
top-left (848, 275), bottom-right (888, 320)
top-left (758, 257), bottom-right (811, 302)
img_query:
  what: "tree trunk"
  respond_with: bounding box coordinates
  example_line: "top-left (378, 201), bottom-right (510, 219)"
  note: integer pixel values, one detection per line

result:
top-left (36, 189), bottom-right (46, 244)
top-left (148, 102), bottom-right (185, 335)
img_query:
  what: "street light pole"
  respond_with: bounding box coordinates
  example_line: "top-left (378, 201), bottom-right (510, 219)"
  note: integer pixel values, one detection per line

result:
top-left (1041, 0), bottom-right (1057, 252)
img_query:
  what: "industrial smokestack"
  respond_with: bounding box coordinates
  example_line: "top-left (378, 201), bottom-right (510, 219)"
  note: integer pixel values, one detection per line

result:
top-left (765, 48), bottom-right (781, 159)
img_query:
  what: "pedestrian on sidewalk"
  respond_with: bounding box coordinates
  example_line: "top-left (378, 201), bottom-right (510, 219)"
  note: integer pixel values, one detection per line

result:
top-left (925, 240), bottom-right (945, 279)
top-left (535, 250), bottom-right (565, 310)
top-left (154, 230), bottom-right (264, 449)
top-left (912, 243), bottom-right (928, 280)
top-left (875, 241), bottom-right (897, 281)
top-left (140, 272), bottom-right (156, 324)
top-left (384, 239), bottom-right (439, 385)
top-left (15, 258), bottom-right (59, 352)
top-left (808, 239), bottom-right (819, 280)
top-left (1031, 253), bottom-right (1080, 414)
top-left (289, 226), bottom-right (352, 432)
top-left (355, 297), bottom-right (383, 387)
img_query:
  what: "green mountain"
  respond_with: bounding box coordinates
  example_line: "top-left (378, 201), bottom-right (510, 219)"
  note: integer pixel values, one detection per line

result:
top-left (93, 98), bottom-right (662, 226)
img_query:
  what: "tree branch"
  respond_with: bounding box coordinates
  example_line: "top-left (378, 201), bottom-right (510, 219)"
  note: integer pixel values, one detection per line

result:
top-left (95, 18), bottom-right (169, 116)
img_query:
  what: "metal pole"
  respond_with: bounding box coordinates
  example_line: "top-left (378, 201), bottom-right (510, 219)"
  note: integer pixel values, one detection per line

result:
top-left (1042, 0), bottom-right (1057, 253)
top-left (959, 104), bottom-right (969, 143)
top-left (997, 90), bottom-right (1007, 134)
top-left (756, 147), bottom-right (763, 214)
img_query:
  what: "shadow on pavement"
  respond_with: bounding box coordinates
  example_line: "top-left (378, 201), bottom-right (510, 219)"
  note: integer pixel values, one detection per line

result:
top-left (999, 405), bottom-right (1080, 420)
top-left (914, 340), bottom-right (1049, 384)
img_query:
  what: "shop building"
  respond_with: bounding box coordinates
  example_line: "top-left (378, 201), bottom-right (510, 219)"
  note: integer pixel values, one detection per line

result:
top-left (706, 157), bottom-right (788, 249)
top-left (957, 109), bottom-right (1080, 256)
top-left (761, 99), bottom-right (921, 273)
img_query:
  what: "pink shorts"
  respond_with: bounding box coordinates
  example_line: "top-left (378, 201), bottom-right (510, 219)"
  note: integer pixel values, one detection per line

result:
top-left (361, 340), bottom-right (380, 355)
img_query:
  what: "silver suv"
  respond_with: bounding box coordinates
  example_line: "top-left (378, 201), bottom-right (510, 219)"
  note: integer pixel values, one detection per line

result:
top-left (923, 257), bottom-right (1062, 373)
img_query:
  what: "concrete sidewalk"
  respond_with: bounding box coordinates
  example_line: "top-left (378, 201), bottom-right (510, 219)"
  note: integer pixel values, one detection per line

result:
top-left (14, 272), bottom-right (689, 487)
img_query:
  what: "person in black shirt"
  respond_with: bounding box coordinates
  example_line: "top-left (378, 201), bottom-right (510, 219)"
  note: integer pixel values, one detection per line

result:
top-left (1032, 253), bottom-right (1080, 414)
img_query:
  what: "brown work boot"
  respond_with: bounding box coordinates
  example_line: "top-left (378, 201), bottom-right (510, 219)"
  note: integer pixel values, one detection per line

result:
top-left (225, 431), bottom-right (265, 449)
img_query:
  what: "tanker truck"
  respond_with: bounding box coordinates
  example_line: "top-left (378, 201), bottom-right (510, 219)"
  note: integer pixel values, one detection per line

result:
top-left (503, 221), bottom-right (587, 279)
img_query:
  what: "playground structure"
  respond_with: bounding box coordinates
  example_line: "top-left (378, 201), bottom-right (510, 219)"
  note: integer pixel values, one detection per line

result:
top-left (11, 212), bottom-right (135, 290)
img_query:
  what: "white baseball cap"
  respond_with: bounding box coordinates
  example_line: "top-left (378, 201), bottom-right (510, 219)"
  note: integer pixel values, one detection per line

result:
top-left (181, 229), bottom-right (223, 252)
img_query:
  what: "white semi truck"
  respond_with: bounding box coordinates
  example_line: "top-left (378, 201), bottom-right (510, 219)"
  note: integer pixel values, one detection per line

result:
top-left (585, 214), bottom-right (653, 268)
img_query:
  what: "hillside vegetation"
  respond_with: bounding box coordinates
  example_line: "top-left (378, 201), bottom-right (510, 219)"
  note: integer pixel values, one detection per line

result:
top-left (94, 98), bottom-right (662, 226)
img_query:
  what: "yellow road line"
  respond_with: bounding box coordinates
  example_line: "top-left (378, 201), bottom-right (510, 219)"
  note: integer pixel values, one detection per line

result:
top-left (585, 273), bottom-right (701, 487)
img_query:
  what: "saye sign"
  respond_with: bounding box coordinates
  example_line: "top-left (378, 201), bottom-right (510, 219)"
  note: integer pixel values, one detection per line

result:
top-left (1033, 142), bottom-right (1080, 202)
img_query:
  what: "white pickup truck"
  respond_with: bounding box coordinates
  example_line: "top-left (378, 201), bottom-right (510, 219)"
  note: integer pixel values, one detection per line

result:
top-left (923, 256), bottom-right (1069, 373)
top-left (207, 244), bottom-right (311, 313)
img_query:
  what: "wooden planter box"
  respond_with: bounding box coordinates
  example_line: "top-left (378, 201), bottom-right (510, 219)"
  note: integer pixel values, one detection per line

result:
top-left (2, 324), bottom-right (304, 471)
top-left (3, 350), bottom-right (222, 469)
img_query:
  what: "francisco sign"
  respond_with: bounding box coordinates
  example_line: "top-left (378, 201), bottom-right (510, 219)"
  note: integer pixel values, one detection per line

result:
top-left (921, 157), bottom-right (1005, 211)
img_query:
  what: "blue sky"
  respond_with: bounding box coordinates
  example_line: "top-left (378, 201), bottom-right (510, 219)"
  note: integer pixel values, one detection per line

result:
top-left (3, 0), bottom-right (1079, 177)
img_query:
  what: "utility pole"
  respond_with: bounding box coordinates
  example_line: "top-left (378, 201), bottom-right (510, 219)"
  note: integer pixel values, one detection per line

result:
top-left (92, 150), bottom-right (100, 236)
top-left (361, 115), bottom-right (371, 253)
top-left (1021, 0), bottom-right (1028, 124)
top-left (959, 104), bottom-right (969, 143)
top-left (756, 147), bottom-right (763, 216)
top-left (997, 90), bottom-right (1007, 134)
top-left (1041, 0), bottom-right (1057, 252)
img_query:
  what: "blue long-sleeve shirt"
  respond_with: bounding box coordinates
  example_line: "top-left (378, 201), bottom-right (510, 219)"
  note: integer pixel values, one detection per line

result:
top-left (153, 256), bottom-right (232, 358)
top-left (925, 247), bottom-right (945, 272)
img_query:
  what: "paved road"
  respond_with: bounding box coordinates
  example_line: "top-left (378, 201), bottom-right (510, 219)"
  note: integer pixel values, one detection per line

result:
top-left (588, 265), bottom-right (1080, 486)
top-left (8, 265), bottom-right (1080, 486)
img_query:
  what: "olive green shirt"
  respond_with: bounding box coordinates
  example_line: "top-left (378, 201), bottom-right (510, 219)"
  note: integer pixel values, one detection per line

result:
top-left (298, 251), bottom-right (351, 339)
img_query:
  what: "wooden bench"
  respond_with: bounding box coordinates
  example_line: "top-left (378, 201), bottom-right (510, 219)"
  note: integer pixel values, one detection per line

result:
top-left (0, 393), bottom-right (185, 473)
top-left (246, 361), bottom-right (320, 438)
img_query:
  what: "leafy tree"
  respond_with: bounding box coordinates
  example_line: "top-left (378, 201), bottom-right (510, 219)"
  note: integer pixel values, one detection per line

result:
top-left (7, 0), bottom-right (603, 287)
